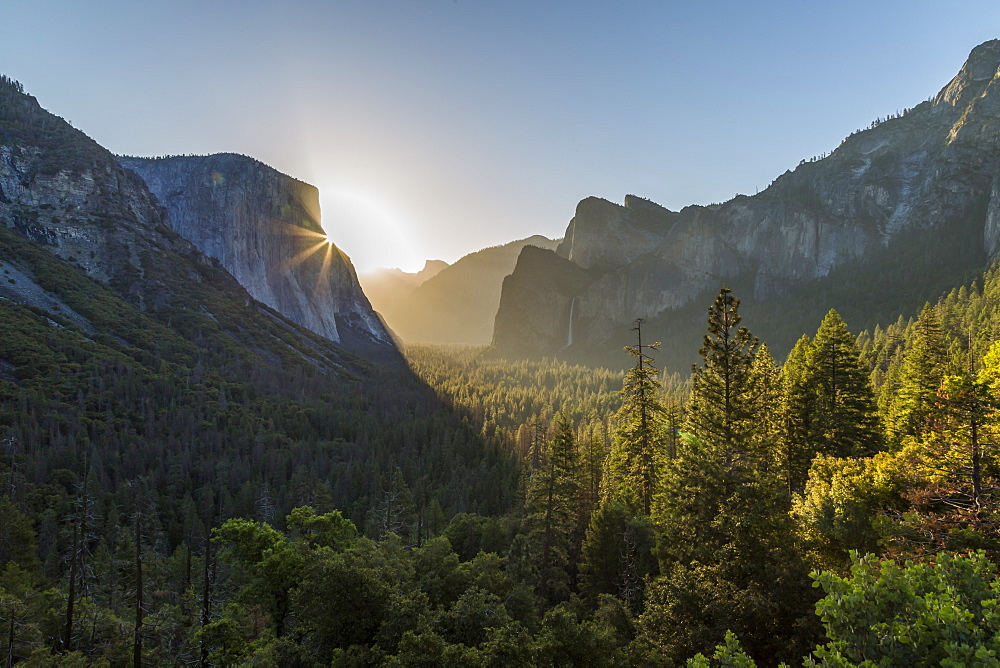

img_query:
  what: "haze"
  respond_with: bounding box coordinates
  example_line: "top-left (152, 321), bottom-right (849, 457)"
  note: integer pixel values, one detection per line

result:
top-left (2, 0), bottom-right (999, 272)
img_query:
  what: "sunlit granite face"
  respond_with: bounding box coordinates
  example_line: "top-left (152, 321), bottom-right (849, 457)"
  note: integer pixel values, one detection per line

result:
top-left (120, 154), bottom-right (393, 350)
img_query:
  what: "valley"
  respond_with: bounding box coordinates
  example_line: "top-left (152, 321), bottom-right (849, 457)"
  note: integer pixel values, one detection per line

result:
top-left (4, 29), bottom-right (1000, 667)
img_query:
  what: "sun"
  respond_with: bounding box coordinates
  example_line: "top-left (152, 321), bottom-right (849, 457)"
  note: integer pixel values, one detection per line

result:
top-left (318, 186), bottom-right (422, 273)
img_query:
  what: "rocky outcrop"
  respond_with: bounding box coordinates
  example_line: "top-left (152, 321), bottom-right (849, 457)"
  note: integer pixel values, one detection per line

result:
top-left (492, 246), bottom-right (596, 357)
top-left (119, 154), bottom-right (393, 350)
top-left (0, 77), bottom-right (210, 310)
top-left (493, 40), bottom-right (1000, 365)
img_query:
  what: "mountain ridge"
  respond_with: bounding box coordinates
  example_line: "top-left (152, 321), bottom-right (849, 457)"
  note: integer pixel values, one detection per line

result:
top-left (362, 234), bottom-right (559, 344)
top-left (492, 39), bottom-right (1000, 368)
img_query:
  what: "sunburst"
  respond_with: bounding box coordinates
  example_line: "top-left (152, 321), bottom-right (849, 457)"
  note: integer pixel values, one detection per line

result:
top-left (276, 219), bottom-right (330, 266)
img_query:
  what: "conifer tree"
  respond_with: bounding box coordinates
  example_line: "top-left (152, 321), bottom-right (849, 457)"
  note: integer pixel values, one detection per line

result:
top-left (523, 415), bottom-right (579, 601)
top-left (783, 335), bottom-right (816, 495)
top-left (806, 309), bottom-right (882, 458)
top-left (685, 286), bottom-right (760, 476)
top-left (748, 344), bottom-right (782, 474)
top-left (656, 286), bottom-right (767, 563)
top-left (578, 499), bottom-right (657, 611)
top-left (648, 290), bottom-right (814, 664)
top-left (608, 319), bottom-right (666, 515)
top-left (895, 303), bottom-right (948, 440)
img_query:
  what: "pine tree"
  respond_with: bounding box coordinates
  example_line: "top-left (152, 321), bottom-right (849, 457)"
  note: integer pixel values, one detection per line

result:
top-left (748, 344), bottom-right (782, 474)
top-left (685, 286), bottom-right (760, 478)
top-left (578, 499), bottom-right (657, 612)
top-left (783, 334), bottom-right (816, 495)
top-left (806, 309), bottom-right (883, 458)
top-left (607, 319), bottom-right (666, 515)
top-left (649, 291), bottom-right (815, 664)
top-left (523, 415), bottom-right (579, 601)
top-left (895, 303), bottom-right (948, 440)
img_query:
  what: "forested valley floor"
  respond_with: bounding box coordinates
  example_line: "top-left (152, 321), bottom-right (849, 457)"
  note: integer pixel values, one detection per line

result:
top-left (8, 265), bottom-right (1000, 665)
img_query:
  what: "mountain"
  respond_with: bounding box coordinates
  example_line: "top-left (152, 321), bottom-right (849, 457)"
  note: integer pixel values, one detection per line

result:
top-left (0, 74), bottom-right (375, 373)
top-left (363, 235), bottom-right (559, 344)
top-left (0, 73), bottom-right (516, 531)
top-left (118, 154), bottom-right (393, 354)
top-left (493, 40), bottom-right (1000, 369)
top-left (360, 259), bottom-right (449, 323)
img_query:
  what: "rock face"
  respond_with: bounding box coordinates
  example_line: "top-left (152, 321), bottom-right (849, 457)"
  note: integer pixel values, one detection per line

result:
top-left (362, 235), bottom-right (559, 344)
top-left (493, 40), bottom-right (1000, 366)
top-left (119, 154), bottom-right (392, 350)
top-left (0, 76), bottom-right (208, 310)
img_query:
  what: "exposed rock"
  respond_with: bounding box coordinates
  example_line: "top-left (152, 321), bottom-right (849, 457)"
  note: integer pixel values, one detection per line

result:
top-left (119, 154), bottom-right (393, 351)
top-left (0, 84), bottom-right (208, 310)
top-left (0, 75), bottom-right (377, 373)
top-left (492, 246), bottom-right (596, 357)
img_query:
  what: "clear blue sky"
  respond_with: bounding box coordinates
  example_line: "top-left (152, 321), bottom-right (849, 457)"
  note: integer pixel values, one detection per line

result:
top-left (3, 1), bottom-right (999, 272)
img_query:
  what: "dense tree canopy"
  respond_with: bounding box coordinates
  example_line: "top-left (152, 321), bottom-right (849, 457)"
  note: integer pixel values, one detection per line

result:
top-left (8, 263), bottom-right (1000, 664)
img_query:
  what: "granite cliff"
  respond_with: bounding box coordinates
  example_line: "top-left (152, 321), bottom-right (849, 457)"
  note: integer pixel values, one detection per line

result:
top-left (493, 40), bottom-right (1000, 368)
top-left (119, 154), bottom-right (392, 351)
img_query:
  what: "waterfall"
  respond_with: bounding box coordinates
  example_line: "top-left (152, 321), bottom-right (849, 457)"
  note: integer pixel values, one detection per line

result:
top-left (566, 296), bottom-right (579, 347)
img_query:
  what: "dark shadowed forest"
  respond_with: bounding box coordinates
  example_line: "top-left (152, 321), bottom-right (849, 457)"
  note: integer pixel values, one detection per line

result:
top-left (7, 256), bottom-right (1000, 665)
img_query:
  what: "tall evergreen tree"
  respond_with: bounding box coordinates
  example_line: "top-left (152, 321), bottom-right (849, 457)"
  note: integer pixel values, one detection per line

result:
top-left (806, 309), bottom-right (882, 458)
top-left (685, 286), bottom-right (760, 478)
top-left (894, 303), bottom-right (948, 441)
top-left (748, 344), bottom-right (782, 474)
top-left (648, 288), bottom-right (816, 664)
top-left (607, 319), bottom-right (666, 515)
top-left (783, 335), bottom-right (817, 495)
top-left (523, 415), bottom-right (579, 601)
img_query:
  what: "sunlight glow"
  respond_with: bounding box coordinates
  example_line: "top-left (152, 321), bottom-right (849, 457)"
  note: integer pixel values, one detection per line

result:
top-left (319, 186), bottom-right (424, 274)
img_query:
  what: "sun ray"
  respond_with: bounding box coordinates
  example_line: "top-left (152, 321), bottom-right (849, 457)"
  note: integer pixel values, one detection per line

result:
top-left (274, 221), bottom-right (329, 241)
top-left (285, 239), bottom-right (329, 270)
top-left (316, 239), bottom-right (336, 292)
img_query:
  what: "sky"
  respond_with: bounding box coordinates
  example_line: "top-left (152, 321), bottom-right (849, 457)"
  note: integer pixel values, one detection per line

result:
top-left (2, 1), bottom-right (1000, 273)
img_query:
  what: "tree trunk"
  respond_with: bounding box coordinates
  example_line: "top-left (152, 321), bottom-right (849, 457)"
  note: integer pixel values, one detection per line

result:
top-left (200, 536), bottom-right (213, 668)
top-left (63, 519), bottom-right (78, 652)
top-left (133, 512), bottom-right (143, 668)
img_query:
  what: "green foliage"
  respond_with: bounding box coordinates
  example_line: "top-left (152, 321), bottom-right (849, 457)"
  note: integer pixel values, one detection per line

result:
top-left (686, 286), bottom-right (760, 458)
top-left (686, 631), bottom-right (759, 668)
top-left (893, 304), bottom-right (948, 440)
top-left (792, 454), bottom-right (909, 569)
top-left (0, 495), bottom-right (38, 572)
top-left (784, 334), bottom-right (818, 493)
top-left (811, 552), bottom-right (1000, 666)
top-left (578, 499), bottom-right (657, 611)
top-left (521, 415), bottom-right (579, 601)
top-left (607, 321), bottom-right (667, 515)
top-left (806, 310), bottom-right (883, 458)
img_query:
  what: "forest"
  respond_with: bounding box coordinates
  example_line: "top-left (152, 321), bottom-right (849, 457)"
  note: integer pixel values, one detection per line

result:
top-left (6, 255), bottom-right (1000, 665)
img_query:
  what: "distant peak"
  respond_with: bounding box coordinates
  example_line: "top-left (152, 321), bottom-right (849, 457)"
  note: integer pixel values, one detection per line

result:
top-left (414, 259), bottom-right (449, 283)
top-left (936, 39), bottom-right (1000, 107)
top-left (422, 259), bottom-right (448, 271)
top-left (964, 39), bottom-right (1000, 80)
